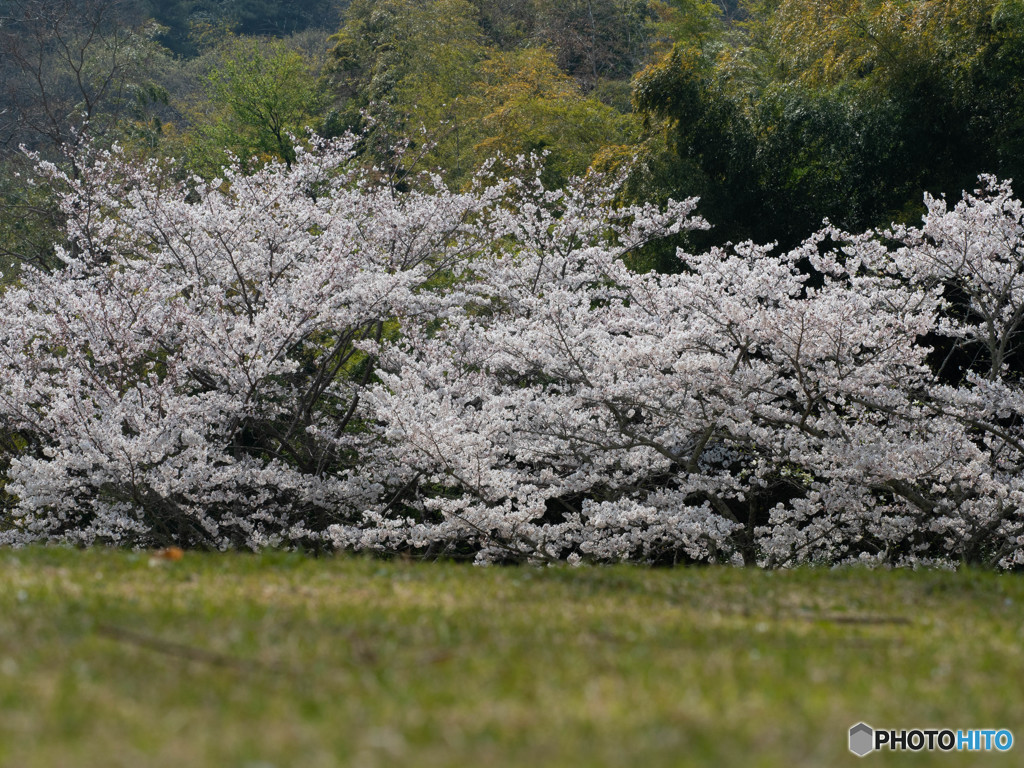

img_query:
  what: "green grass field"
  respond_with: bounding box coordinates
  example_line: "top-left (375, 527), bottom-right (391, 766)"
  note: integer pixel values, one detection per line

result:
top-left (0, 547), bottom-right (1021, 767)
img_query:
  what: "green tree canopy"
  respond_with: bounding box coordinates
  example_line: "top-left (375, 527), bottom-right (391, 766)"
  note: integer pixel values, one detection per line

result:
top-left (631, 0), bottom-right (1024, 249)
top-left (181, 34), bottom-right (327, 174)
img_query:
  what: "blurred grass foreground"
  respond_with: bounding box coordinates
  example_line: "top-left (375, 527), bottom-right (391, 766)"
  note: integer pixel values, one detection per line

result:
top-left (1, 548), bottom-right (1022, 767)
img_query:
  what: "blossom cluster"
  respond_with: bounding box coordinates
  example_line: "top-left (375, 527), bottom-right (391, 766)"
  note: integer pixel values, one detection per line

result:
top-left (2, 141), bottom-right (1023, 567)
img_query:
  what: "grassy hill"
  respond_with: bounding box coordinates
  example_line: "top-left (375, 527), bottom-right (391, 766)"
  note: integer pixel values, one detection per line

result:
top-left (1, 548), bottom-right (1021, 766)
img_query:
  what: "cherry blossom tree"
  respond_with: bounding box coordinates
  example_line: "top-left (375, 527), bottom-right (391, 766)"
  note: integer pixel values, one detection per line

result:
top-left (0, 137), bottom-right (507, 548)
top-left (1, 138), bottom-right (1023, 568)
top-left (348, 176), bottom-right (1024, 567)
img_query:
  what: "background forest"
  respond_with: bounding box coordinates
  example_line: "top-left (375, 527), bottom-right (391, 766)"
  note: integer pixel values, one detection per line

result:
top-left (3, 0), bottom-right (1022, 270)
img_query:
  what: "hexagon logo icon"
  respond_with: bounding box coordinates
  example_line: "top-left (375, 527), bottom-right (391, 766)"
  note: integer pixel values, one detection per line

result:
top-left (849, 722), bottom-right (874, 757)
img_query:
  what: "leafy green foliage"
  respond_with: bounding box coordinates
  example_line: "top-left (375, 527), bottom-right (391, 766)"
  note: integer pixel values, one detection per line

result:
top-left (327, 0), bottom-right (487, 178)
top-left (181, 35), bottom-right (327, 173)
top-left (328, 0), bottom-right (637, 185)
top-left (633, 43), bottom-right (759, 246)
top-left (633, 0), bottom-right (1024, 248)
top-left (473, 47), bottom-right (637, 185)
